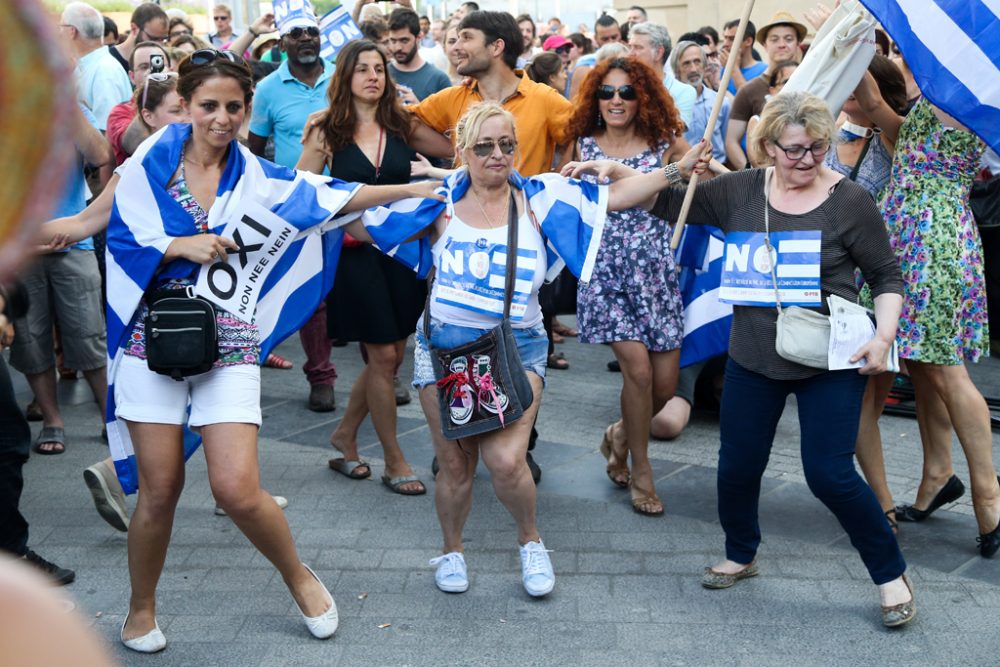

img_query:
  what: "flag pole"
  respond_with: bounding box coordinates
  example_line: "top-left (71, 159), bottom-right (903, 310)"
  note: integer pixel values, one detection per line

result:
top-left (670, 0), bottom-right (757, 250)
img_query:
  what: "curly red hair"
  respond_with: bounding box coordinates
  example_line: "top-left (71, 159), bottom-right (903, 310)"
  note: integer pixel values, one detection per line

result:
top-left (567, 56), bottom-right (684, 150)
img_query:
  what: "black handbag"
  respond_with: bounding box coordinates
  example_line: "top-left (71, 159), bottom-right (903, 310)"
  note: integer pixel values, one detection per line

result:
top-left (426, 191), bottom-right (535, 440)
top-left (144, 286), bottom-right (219, 381)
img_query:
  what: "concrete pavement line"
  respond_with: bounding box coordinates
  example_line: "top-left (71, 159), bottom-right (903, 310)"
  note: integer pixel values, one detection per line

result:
top-left (276, 415), bottom-right (345, 440)
top-left (950, 553), bottom-right (990, 576)
top-left (355, 423), bottom-right (432, 453)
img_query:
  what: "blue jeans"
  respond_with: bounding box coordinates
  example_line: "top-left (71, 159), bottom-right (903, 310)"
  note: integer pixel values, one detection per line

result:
top-left (718, 359), bottom-right (906, 585)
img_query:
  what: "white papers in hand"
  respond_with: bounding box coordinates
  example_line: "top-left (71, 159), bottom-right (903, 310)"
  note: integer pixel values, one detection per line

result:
top-left (826, 295), bottom-right (899, 372)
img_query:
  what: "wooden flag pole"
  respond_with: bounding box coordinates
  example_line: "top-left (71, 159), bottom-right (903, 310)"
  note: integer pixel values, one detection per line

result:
top-left (670, 0), bottom-right (757, 250)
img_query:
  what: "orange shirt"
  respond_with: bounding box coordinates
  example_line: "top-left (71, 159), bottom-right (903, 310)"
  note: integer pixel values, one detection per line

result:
top-left (410, 71), bottom-right (574, 177)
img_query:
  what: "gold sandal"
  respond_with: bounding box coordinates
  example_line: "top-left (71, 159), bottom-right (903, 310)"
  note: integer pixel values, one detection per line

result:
top-left (599, 424), bottom-right (630, 488)
top-left (629, 479), bottom-right (664, 516)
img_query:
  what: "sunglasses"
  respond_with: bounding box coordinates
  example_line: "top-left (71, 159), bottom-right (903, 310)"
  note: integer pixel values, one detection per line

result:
top-left (170, 29), bottom-right (192, 38)
top-left (555, 45), bottom-right (572, 54)
top-left (214, 15), bottom-right (230, 21)
top-left (287, 26), bottom-right (321, 40)
top-left (596, 84), bottom-right (637, 101)
top-left (189, 48), bottom-right (245, 67)
top-left (141, 71), bottom-right (178, 110)
top-left (470, 137), bottom-right (517, 158)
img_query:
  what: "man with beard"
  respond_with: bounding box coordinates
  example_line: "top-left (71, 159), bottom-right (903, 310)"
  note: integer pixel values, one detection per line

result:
top-left (409, 10), bottom-right (572, 177)
top-left (387, 8), bottom-right (451, 103)
top-left (248, 9), bottom-right (341, 414)
top-left (671, 40), bottom-right (730, 162)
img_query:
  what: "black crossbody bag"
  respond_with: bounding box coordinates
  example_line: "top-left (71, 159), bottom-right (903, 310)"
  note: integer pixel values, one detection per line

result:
top-left (426, 192), bottom-right (535, 439)
top-left (144, 286), bottom-right (219, 381)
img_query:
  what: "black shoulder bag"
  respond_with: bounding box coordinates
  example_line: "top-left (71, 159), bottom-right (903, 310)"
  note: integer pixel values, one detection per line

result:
top-left (144, 286), bottom-right (219, 381)
top-left (426, 191), bottom-right (535, 439)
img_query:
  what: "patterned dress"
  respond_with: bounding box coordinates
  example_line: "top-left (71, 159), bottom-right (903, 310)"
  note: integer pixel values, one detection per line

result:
top-left (576, 136), bottom-right (683, 351)
top-left (880, 98), bottom-right (989, 364)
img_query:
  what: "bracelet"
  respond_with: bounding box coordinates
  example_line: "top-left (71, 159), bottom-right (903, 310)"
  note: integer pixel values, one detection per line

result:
top-left (663, 162), bottom-right (683, 185)
top-left (248, 28), bottom-right (259, 37)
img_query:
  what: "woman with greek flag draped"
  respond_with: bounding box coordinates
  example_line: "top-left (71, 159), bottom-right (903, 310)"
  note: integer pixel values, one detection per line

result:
top-left (106, 50), bottom-right (440, 652)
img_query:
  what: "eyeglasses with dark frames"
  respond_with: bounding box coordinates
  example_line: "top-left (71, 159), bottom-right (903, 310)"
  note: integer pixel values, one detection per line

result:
top-left (470, 137), bottom-right (517, 158)
top-left (596, 84), bottom-right (637, 101)
top-left (772, 140), bottom-right (830, 161)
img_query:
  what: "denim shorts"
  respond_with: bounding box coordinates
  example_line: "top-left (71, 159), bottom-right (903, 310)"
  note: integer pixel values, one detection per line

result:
top-left (413, 317), bottom-right (548, 389)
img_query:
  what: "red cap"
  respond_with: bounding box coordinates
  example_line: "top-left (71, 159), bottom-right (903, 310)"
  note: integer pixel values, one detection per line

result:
top-left (542, 35), bottom-right (571, 51)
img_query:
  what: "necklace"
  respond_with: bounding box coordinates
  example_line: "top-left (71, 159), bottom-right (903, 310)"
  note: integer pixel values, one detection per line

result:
top-left (471, 185), bottom-right (510, 228)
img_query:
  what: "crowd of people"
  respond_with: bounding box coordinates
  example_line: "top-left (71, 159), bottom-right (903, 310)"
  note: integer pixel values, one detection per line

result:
top-left (1, 0), bottom-right (998, 653)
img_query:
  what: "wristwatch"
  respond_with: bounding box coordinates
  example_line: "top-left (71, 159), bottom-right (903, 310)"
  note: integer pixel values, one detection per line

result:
top-left (663, 162), bottom-right (683, 185)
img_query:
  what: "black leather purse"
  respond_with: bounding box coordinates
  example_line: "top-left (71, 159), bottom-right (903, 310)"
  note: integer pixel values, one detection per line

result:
top-left (426, 192), bottom-right (535, 439)
top-left (144, 286), bottom-right (219, 381)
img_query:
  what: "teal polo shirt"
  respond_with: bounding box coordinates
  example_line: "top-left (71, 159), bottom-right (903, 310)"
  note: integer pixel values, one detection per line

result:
top-left (249, 59), bottom-right (335, 169)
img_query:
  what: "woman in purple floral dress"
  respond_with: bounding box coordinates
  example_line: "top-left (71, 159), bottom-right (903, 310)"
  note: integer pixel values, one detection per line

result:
top-left (880, 97), bottom-right (1000, 557)
top-left (567, 57), bottom-right (689, 516)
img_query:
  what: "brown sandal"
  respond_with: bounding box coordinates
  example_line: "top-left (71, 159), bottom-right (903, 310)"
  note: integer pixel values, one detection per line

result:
top-left (599, 424), bottom-right (629, 488)
top-left (629, 479), bottom-right (664, 516)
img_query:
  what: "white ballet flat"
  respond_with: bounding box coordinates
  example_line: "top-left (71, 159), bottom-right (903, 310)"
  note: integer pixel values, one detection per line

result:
top-left (299, 563), bottom-right (338, 639)
top-left (120, 613), bottom-right (166, 653)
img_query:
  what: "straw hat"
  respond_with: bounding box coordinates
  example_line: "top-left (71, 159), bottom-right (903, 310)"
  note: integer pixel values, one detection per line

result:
top-left (756, 10), bottom-right (808, 45)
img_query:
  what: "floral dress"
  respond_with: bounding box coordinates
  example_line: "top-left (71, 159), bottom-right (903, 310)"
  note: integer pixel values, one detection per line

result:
top-left (576, 136), bottom-right (684, 351)
top-left (880, 98), bottom-right (989, 364)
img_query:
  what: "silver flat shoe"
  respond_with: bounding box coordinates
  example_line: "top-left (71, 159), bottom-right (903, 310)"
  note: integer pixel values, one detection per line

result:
top-left (882, 574), bottom-right (916, 628)
top-left (701, 561), bottom-right (759, 589)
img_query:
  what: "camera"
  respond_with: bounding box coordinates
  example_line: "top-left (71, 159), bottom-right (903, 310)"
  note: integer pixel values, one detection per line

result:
top-left (149, 53), bottom-right (165, 74)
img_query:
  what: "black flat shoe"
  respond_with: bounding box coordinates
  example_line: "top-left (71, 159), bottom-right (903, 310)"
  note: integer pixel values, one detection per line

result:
top-left (895, 475), bottom-right (965, 522)
top-left (978, 520), bottom-right (1000, 558)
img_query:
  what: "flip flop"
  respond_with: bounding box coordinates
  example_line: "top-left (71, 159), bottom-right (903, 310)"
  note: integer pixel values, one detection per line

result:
top-left (381, 474), bottom-right (427, 496)
top-left (328, 458), bottom-right (371, 479)
top-left (263, 353), bottom-right (293, 369)
top-left (33, 426), bottom-right (66, 455)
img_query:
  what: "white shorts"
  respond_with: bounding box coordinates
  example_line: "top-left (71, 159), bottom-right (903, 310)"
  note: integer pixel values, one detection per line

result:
top-left (114, 355), bottom-right (262, 427)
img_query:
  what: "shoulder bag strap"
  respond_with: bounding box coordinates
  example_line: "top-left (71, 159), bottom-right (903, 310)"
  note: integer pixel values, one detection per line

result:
top-left (501, 189), bottom-right (519, 322)
top-left (848, 133), bottom-right (875, 182)
top-left (762, 168), bottom-right (783, 315)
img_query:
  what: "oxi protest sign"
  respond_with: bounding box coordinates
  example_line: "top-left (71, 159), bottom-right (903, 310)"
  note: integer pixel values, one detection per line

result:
top-left (718, 230), bottom-right (822, 307)
top-left (194, 201), bottom-right (299, 323)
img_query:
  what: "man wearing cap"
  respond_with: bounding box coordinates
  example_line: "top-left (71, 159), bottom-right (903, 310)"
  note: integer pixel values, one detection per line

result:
top-left (724, 10), bottom-right (807, 169)
top-left (542, 34), bottom-right (575, 98)
top-left (388, 8), bottom-right (451, 102)
top-left (247, 7), bottom-right (341, 413)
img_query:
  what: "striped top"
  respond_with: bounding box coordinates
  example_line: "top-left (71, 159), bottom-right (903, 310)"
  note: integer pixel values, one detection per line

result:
top-left (652, 169), bottom-right (903, 380)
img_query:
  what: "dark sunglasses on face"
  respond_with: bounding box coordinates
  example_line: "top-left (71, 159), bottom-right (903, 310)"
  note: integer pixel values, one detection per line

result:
top-left (555, 45), bottom-right (572, 54)
top-left (287, 26), bottom-right (321, 40)
top-left (470, 137), bottom-right (517, 158)
top-left (189, 48), bottom-right (245, 67)
top-left (596, 84), bottom-right (637, 101)
top-left (214, 15), bottom-right (229, 21)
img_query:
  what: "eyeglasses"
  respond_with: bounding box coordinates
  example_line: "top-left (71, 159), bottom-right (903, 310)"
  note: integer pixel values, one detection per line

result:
top-left (170, 29), bottom-right (192, 38)
top-left (214, 15), bottom-right (230, 21)
top-left (141, 71), bottom-right (178, 110)
top-left (287, 26), bottom-right (321, 40)
top-left (470, 137), bottom-right (517, 158)
top-left (141, 29), bottom-right (169, 43)
top-left (189, 48), bottom-right (244, 67)
top-left (772, 140), bottom-right (830, 161)
top-left (596, 84), bottom-right (637, 101)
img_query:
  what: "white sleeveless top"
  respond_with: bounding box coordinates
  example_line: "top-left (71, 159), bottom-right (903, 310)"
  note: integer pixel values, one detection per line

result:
top-left (429, 191), bottom-right (547, 329)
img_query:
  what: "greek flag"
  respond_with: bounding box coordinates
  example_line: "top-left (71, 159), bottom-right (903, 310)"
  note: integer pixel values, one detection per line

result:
top-left (105, 123), bottom-right (360, 494)
top-left (674, 225), bottom-right (733, 368)
top-left (860, 0), bottom-right (1000, 154)
top-left (361, 169), bottom-right (609, 284)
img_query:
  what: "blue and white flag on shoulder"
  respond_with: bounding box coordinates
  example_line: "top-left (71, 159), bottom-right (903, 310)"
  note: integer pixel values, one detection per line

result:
top-left (860, 0), bottom-right (1000, 155)
top-left (674, 225), bottom-right (732, 368)
top-left (105, 123), bottom-right (360, 494)
top-left (361, 169), bottom-right (609, 284)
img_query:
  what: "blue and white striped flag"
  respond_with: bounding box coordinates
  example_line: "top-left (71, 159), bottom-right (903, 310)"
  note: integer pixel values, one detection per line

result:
top-left (674, 225), bottom-right (733, 368)
top-left (861, 0), bottom-right (1000, 154)
top-left (106, 123), bottom-right (360, 494)
top-left (360, 169), bottom-right (609, 284)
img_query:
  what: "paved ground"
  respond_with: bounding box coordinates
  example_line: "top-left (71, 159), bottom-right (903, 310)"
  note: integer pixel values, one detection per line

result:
top-left (10, 323), bottom-right (1000, 666)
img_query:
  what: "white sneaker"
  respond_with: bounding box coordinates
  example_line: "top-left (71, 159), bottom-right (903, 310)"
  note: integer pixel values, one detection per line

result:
top-left (519, 540), bottom-right (554, 597)
top-left (429, 551), bottom-right (469, 593)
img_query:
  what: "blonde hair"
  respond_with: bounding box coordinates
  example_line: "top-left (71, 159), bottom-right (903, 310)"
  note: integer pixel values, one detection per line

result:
top-left (749, 91), bottom-right (835, 166)
top-left (454, 101), bottom-right (517, 154)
